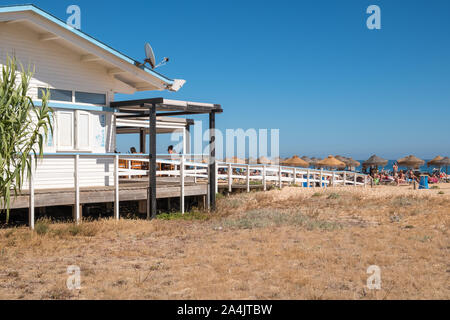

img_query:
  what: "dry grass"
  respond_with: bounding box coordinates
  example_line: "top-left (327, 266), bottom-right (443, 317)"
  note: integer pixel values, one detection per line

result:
top-left (0, 184), bottom-right (448, 300)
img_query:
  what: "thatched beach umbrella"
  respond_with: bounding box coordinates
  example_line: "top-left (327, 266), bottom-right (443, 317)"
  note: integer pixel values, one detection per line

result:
top-left (271, 156), bottom-right (284, 165)
top-left (435, 157), bottom-right (450, 174)
top-left (309, 157), bottom-right (321, 168)
top-left (282, 156), bottom-right (309, 168)
top-left (397, 155), bottom-right (425, 169)
top-left (301, 156), bottom-right (312, 165)
top-left (317, 155), bottom-right (346, 169)
top-left (363, 155), bottom-right (388, 169)
top-left (258, 156), bottom-right (271, 165)
top-left (346, 158), bottom-right (361, 170)
top-left (427, 156), bottom-right (444, 168)
top-left (247, 157), bottom-right (257, 164)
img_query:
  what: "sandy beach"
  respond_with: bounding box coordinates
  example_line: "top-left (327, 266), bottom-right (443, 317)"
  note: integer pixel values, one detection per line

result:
top-left (0, 184), bottom-right (448, 300)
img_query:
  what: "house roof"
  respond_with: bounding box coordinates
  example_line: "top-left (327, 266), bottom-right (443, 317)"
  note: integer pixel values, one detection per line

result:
top-left (0, 4), bottom-right (185, 93)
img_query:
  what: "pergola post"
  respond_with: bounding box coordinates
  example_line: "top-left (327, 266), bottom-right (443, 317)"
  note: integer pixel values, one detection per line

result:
top-left (139, 128), bottom-right (146, 154)
top-left (209, 111), bottom-right (216, 211)
top-left (147, 104), bottom-right (157, 220)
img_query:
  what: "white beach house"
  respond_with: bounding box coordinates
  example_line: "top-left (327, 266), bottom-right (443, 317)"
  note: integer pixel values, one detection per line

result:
top-left (1, 5), bottom-right (222, 226)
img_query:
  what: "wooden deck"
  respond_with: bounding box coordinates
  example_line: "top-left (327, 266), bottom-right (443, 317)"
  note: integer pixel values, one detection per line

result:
top-left (10, 177), bottom-right (208, 209)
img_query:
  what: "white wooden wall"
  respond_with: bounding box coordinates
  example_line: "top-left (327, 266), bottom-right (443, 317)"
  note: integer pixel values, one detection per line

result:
top-left (23, 156), bottom-right (114, 190)
top-left (0, 22), bottom-right (117, 100)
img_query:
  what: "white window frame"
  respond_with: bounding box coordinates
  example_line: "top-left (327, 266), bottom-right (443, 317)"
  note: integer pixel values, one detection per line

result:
top-left (55, 110), bottom-right (93, 152)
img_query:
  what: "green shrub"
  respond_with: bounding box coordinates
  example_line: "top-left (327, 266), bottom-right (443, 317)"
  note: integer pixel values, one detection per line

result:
top-left (35, 219), bottom-right (50, 235)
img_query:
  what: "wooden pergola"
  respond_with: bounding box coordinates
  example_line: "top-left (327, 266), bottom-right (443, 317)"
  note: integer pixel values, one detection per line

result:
top-left (111, 98), bottom-right (223, 219)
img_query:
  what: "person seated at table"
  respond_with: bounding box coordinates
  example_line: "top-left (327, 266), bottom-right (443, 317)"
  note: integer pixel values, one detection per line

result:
top-left (130, 147), bottom-right (137, 154)
top-left (168, 145), bottom-right (177, 155)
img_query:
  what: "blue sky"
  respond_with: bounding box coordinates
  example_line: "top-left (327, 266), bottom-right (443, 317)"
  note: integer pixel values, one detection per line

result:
top-left (4, 0), bottom-right (450, 159)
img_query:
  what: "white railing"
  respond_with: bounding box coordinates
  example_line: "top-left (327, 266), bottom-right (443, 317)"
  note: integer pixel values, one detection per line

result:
top-left (24, 153), bottom-right (368, 229)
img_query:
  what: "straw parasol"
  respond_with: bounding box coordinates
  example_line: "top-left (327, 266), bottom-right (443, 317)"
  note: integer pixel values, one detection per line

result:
top-left (271, 156), bottom-right (284, 165)
top-left (225, 156), bottom-right (246, 164)
top-left (301, 156), bottom-right (312, 165)
top-left (435, 157), bottom-right (450, 174)
top-left (258, 156), bottom-right (271, 165)
top-left (309, 157), bottom-right (321, 168)
top-left (427, 156), bottom-right (444, 167)
top-left (363, 155), bottom-right (388, 169)
top-left (317, 155), bottom-right (346, 169)
top-left (282, 156), bottom-right (309, 168)
top-left (247, 157), bottom-right (257, 164)
top-left (397, 155), bottom-right (425, 169)
top-left (346, 158), bottom-right (361, 170)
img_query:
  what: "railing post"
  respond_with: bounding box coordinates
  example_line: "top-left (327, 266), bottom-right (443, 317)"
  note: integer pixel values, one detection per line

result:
top-left (343, 171), bottom-right (347, 187)
top-left (180, 155), bottom-right (185, 214)
top-left (313, 172), bottom-right (317, 188)
top-left (279, 166), bottom-right (282, 188)
top-left (307, 169), bottom-right (311, 188)
top-left (263, 165), bottom-right (267, 191)
top-left (320, 169), bottom-right (324, 188)
top-left (354, 172), bottom-right (357, 186)
top-left (215, 162), bottom-right (219, 194)
top-left (293, 168), bottom-right (297, 185)
top-left (29, 154), bottom-right (35, 230)
top-left (114, 155), bottom-right (120, 220)
top-left (246, 164), bottom-right (250, 193)
top-left (364, 175), bottom-right (367, 188)
top-left (194, 164), bottom-right (197, 184)
top-left (332, 172), bottom-right (335, 187)
top-left (228, 163), bottom-right (232, 193)
top-left (74, 154), bottom-right (80, 225)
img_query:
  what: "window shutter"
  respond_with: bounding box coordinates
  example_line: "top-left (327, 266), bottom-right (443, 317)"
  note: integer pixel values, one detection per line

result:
top-left (76, 112), bottom-right (91, 150)
top-left (57, 111), bottom-right (74, 149)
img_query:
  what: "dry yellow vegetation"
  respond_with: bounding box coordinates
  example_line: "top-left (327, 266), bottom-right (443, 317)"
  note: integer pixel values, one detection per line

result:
top-left (0, 184), bottom-right (448, 300)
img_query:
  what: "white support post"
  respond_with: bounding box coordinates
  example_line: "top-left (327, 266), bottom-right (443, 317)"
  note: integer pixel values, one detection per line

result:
top-left (320, 169), bottom-right (324, 188)
top-left (246, 164), bottom-right (250, 193)
top-left (354, 172), bottom-right (357, 186)
top-left (313, 172), bottom-right (317, 188)
top-left (293, 168), bottom-right (297, 185)
top-left (128, 160), bottom-right (132, 179)
top-left (307, 169), bottom-right (311, 188)
top-left (215, 163), bottom-right (219, 194)
top-left (343, 172), bottom-right (347, 187)
top-left (180, 156), bottom-right (185, 214)
top-left (279, 166), bottom-right (282, 188)
top-left (228, 163), bottom-right (232, 193)
top-left (114, 155), bottom-right (120, 220)
top-left (332, 172), bottom-right (335, 187)
top-left (29, 155), bottom-right (35, 230)
top-left (75, 155), bottom-right (81, 225)
top-left (263, 165), bottom-right (267, 191)
top-left (194, 165), bottom-right (197, 184)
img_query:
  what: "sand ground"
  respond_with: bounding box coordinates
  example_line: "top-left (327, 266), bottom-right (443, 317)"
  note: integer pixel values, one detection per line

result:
top-left (0, 184), bottom-right (448, 300)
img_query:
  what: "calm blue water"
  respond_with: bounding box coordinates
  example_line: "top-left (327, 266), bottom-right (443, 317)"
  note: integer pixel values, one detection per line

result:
top-left (355, 160), bottom-right (447, 174)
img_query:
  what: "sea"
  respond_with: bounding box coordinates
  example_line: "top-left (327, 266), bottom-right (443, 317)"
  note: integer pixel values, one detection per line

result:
top-left (355, 160), bottom-right (447, 174)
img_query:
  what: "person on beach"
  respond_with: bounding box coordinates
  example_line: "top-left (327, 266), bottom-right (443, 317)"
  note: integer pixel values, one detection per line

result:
top-left (393, 162), bottom-right (399, 178)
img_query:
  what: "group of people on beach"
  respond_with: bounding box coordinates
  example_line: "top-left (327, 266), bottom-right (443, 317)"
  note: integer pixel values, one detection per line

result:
top-left (369, 162), bottom-right (448, 186)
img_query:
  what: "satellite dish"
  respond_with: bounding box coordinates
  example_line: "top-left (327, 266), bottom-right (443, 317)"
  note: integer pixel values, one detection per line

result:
top-left (141, 42), bottom-right (170, 69)
top-left (144, 43), bottom-right (156, 69)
